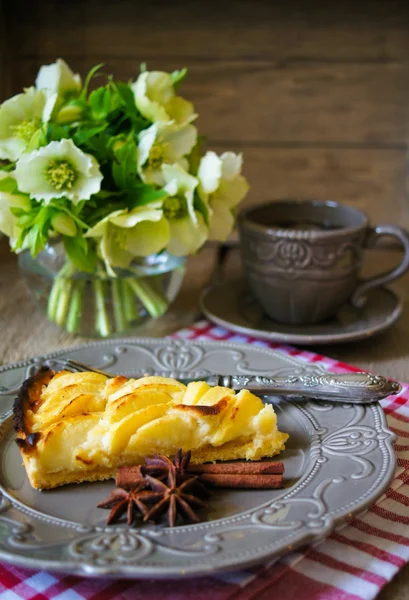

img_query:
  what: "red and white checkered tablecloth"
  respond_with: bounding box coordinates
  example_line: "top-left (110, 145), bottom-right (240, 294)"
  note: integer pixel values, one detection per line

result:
top-left (2, 320), bottom-right (409, 600)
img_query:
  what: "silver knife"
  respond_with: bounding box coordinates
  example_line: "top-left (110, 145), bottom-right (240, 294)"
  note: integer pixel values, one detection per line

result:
top-left (57, 359), bottom-right (400, 404)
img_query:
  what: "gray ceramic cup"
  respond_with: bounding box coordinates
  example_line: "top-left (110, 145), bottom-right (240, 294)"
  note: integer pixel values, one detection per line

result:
top-left (238, 199), bottom-right (409, 325)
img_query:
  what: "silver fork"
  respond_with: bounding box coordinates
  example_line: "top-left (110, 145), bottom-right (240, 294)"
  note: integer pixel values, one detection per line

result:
top-left (55, 358), bottom-right (401, 404)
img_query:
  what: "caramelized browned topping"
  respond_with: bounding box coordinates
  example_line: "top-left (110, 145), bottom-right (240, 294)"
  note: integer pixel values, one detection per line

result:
top-left (173, 397), bottom-right (229, 416)
top-left (13, 366), bottom-right (54, 444)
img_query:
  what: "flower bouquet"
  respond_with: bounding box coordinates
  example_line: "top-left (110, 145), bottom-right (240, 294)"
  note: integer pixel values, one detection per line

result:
top-left (0, 59), bottom-right (249, 337)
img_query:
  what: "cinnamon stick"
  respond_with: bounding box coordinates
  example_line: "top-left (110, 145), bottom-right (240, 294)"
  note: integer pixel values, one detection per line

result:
top-left (200, 473), bottom-right (283, 489)
top-left (116, 465), bottom-right (144, 489)
top-left (116, 463), bottom-right (285, 490)
top-left (189, 461), bottom-right (284, 475)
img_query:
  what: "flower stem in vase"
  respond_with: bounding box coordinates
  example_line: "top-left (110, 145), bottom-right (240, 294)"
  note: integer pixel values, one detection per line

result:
top-left (127, 277), bottom-right (168, 318)
top-left (65, 280), bottom-right (85, 334)
top-left (121, 279), bottom-right (139, 323)
top-left (111, 278), bottom-right (127, 332)
top-left (54, 277), bottom-right (74, 327)
top-left (47, 276), bottom-right (63, 322)
top-left (47, 262), bottom-right (74, 322)
top-left (92, 279), bottom-right (112, 337)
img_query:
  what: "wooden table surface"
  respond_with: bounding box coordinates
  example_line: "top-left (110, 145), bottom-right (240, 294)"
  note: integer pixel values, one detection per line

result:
top-left (1, 236), bottom-right (409, 598)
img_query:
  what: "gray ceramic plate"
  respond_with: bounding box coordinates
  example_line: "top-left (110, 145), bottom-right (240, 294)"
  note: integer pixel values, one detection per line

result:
top-left (0, 338), bottom-right (396, 578)
top-left (200, 280), bottom-right (402, 345)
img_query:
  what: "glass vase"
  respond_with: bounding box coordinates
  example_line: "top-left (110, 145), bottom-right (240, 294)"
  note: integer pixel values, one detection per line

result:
top-left (18, 241), bottom-right (186, 338)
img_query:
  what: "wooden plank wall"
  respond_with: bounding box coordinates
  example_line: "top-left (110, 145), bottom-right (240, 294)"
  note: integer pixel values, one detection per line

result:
top-left (2, 0), bottom-right (409, 226)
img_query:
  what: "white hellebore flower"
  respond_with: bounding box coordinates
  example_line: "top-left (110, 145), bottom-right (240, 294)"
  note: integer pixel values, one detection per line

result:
top-left (86, 205), bottom-right (170, 274)
top-left (0, 87), bottom-right (54, 161)
top-left (35, 58), bottom-right (82, 98)
top-left (138, 121), bottom-right (197, 185)
top-left (162, 163), bottom-right (208, 256)
top-left (0, 171), bottom-right (30, 246)
top-left (198, 151), bottom-right (249, 241)
top-left (132, 71), bottom-right (196, 126)
top-left (14, 139), bottom-right (103, 204)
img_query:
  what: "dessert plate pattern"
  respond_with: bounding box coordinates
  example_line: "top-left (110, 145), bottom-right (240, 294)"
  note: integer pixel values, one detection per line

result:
top-left (0, 338), bottom-right (396, 578)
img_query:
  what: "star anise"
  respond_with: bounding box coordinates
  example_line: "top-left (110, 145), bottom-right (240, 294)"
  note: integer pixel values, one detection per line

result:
top-left (143, 470), bottom-right (208, 527)
top-left (97, 482), bottom-right (154, 525)
top-left (142, 448), bottom-right (192, 482)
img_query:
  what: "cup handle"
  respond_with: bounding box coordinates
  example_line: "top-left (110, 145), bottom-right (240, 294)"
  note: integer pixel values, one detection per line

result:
top-left (351, 224), bottom-right (409, 308)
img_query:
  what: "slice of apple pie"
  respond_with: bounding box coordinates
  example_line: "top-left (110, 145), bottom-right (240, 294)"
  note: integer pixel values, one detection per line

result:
top-left (13, 367), bottom-right (289, 490)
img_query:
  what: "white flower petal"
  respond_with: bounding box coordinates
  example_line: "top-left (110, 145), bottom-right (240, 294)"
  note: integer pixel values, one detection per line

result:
top-left (0, 192), bottom-right (30, 238)
top-left (216, 175), bottom-right (250, 209)
top-left (164, 124), bottom-right (197, 161)
top-left (138, 123), bottom-right (158, 167)
top-left (14, 139), bottom-right (103, 204)
top-left (220, 152), bottom-right (243, 180)
top-left (165, 96), bottom-right (197, 125)
top-left (141, 167), bottom-right (165, 186)
top-left (42, 92), bottom-right (59, 123)
top-left (0, 88), bottom-right (46, 160)
top-left (86, 210), bottom-right (125, 238)
top-left (198, 151), bottom-right (222, 194)
top-left (124, 217), bottom-right (170, 257)
top-left (167, 212), bottom-right (208, 256)
top-left (0, 138), bottom-right (26, 162)
top-left (208, 201), bottom-right (235, 241)
top-left (111, 206), bottom-right (163, 228)
top-left (163, 179), bottom-right (179, 197)
top-left (100, 223), bottom-right (133, 269)
top-left (132, 70), bottom-right (196, 126)
top-left (132, 71), bottom-right (170, 123)
top-left (145, 72), bottom-right (174, 104)
top-left (162, 163), bottom-right (197, 193)
top-left (35, 59), bottom-right (81, 96)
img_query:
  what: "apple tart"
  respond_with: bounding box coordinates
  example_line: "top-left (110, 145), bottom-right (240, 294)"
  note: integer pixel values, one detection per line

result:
top-left (13, 367), bottom-right (289, 490)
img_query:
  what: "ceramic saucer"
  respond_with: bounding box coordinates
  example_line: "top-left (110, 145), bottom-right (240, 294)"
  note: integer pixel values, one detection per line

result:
top-left (200, 279), bottom-right (402, 345)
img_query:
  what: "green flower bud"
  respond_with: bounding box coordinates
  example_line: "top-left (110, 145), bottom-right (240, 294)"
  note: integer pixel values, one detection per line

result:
top-left (56, 102), bottom-right (83, 125)
top-left (51, 212), bottom-right (77, 237)
top-left (111, 137), bottom-right (127, 153)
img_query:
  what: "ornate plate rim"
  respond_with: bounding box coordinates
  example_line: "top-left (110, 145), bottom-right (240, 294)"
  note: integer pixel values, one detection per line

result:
top-left (0, 337), bottom-right (397, 578)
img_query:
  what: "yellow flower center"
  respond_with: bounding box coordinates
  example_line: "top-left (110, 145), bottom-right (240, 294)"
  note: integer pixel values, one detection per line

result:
top-left (45, 160), bottom-right (78, 191)
top-left (147, 138), bottom-right (168, 170)
top-left (163, 196), bottom-right (187, 220)
top-left (12, 119), bottom-right (40, 142)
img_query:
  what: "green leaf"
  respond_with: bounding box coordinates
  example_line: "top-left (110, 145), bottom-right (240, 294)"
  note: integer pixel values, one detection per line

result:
top-left (9, 207), bottom-right (26, 218)
top-left (88, 86), bottom-right (119, 121)
top-left (111, 81), bottom-right (150, 132)
top-left (0, 176), bottom-right (17, 193)
top-left (64, 236), bottom-right (97, 273)
top-left (0, 162), bottom-right (15, 172)
top-left (27, 224), bottom-right (46, 257)
top-left (127, 184), bottom-right (168, 209)
top-left (112, 138), bottom-right (139, 189)
top-left (80, 63), bottom-right (105, 100)
top-left (115, 82), bottom-right (137, 114)
top-left (77, 131), bottom-right (112, 162)
top-left (170, 68), bottom-right (188, 90)
top-left (51, 205), bottom-right (88, 230)
top-left (73, 123), bottom-right (108, 146)
top-left (13, 229), bottom-right (28, 251)
top-left (16, 212), bottom-right (37, 228)
top-left (26, 128), bottom-right (47, 152)
top-left (46, 123), bottom-right (70, 142)
top-left (193, 192), bottom-right (209, 226)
